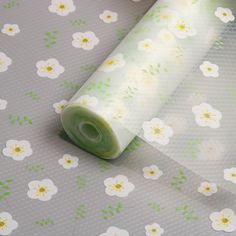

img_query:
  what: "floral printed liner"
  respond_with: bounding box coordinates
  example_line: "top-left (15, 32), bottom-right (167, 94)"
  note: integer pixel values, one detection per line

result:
top-left (1, 0), bottom-right (236, 235)
top-left (63, 0), bottom-right (236, 195)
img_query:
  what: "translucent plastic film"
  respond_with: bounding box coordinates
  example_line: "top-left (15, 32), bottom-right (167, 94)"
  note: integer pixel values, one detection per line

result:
top-left (3, 0), bottom-right (236, 235)
top-left (61, 0), bottom-right (236, 193)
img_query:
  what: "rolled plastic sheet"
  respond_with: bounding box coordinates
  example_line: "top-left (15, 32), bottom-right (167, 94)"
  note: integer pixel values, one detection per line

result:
top-left (2, 1), bottom-right (236, 235)
top-left (62, 0), bottom-right (236, 197)
top-left (62, 0), bottom-right (235, 159)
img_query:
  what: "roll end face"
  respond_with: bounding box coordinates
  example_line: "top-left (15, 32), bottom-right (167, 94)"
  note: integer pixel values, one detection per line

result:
top-left (60, 104), bottom-right (122, 159)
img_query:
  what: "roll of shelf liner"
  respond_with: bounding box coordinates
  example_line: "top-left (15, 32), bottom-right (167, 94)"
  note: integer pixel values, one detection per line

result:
top-left (61, 0), bottom-right (231, 159)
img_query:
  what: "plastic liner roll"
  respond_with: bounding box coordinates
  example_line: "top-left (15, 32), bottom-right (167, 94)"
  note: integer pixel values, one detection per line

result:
top-left (61, 0), bottom-right (228, 159)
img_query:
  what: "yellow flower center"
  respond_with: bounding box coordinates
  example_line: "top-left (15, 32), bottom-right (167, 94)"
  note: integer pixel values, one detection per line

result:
top-left (205, 187), bottom-right (211, 191)
top-left (144, 43), bottom-right (150, 48)
top-left (151, 228), bottom-right (157, 233)
top-left (149, 170), bottom-right (155, 175)
top-left (80, 100), bottom-right (88, 106)
top-left (221, 217), bottom-right (229, 224)
top-left (178, 24), bottom-right (186, 30)
top-left (143, 77), bottom-right (154, 86)
top-left (115, 183), bottom-right (122, 190)
top-left (203, 112), bottom-right (211, 119)
top-left (207, 67), bottom-right (212, 71)
top-left (8, 28), bottom-right (13, 32)
top-left (223, 12), bottom-right (228, 16)
top-left (47, 66), bottom-right (53, 72)
top-left (161, 14), bottom-right (169, 20)
top-left (67, 160), bottom-right (72, 164)
top-left (15, 146), bottom-right (22, 152)
top-left (82, 38), bottom-right (89, 43)
top-left (106, 59), bottom-right (115, 65)
top-left (106, 15), bottom-right (112, 19)
top-left (231, 173), bottom-right (236, 177)
top-left (39, 187), bottom-right (46, 193)
top-left (153, 127), bottom-right (162, 135)
top-left (59, 4), bottom-right (65, 9)
top-left (0, 221), bottom-right (5, 228)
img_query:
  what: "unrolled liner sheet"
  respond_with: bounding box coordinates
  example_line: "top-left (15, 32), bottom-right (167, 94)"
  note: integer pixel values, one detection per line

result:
top-left (61, 0), bottom-right (235, 160)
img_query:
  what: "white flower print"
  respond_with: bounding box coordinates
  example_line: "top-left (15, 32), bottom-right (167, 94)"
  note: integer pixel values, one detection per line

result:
top-left (53, 100), bottom-right (68, 114)
top-left (187, 92), bottom-right (207, 106)
top-left (1, 24), bottom-right (20, 36)
top-left (2, 140), bottom-right (32, 161)
top-left (178, 0), bottom-right (194, 8)
top-left (100, 226), bottom-right (129, 236)
top-left (36, 58), bottom-right (65, 79)
top-left (104, 175), bottom-right (135, 197)
top-left (99, 10), bottom-right (118, 23)
top-left (164, 115), bottom-right (187, 135)
top-left (224, 167), bottom-right (236, 184)
top-left (169, 18), bottom-right (196, 39)
top-left (158, 29), bottom-right (176, 45)
top-left (48, 0), bottom-right (76, 16)
top-left (99, 53), bottom-right (125, 72)
top-left (27, 179), bottom-right (58, 201)
top-left (198, 182), bottom-right (217, 196)
top-left (0, 52), bottom-right (12, 73)
top-left (0, 212), bottom-right (18, 235)
top-left (125, 66), bottom-right (158, 90)
top-left (0, 99), bottom-right (7, 110)
top-left (72, 31), bottom-right (99, 50)
top-left (210, 208), bottom-right (236, 232)
top-left (215, 7), bottom-right (235, 23)
top-left (58, 154), bottom-right (79, 169)
top-left (141, 75), bottom-right (158, 88)
top-left (142, 118), bottom-right (173, 145)
top-left (145, 223), bottom-right (164, 236)
top-left (159, 9), bottom-right (178, 24)
top-left (111, 103), bottom-right (128, 122)
top-left (143, 165), bottom-right (163, 180)
top-left (197, 139), bottom-right (224, 160)
top-left (192, 103), bottom-right (222, 129)
top-left (76, 95), bottom-right (98, 108)
top-left (138, 39), bottom-right (155, 52)
top-left (200, 61), bottom-right (219, 78)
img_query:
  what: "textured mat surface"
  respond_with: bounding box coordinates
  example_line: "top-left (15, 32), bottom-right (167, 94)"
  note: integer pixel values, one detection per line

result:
top-left (0, 0), bottom-right (236, 236)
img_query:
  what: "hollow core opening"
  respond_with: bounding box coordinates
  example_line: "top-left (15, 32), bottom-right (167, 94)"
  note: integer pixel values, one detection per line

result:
top-left (78, 122), bottom-right (101, 143)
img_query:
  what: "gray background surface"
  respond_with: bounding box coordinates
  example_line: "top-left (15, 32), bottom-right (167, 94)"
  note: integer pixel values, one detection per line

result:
top-left (0, 0), bottom-right (236, 235)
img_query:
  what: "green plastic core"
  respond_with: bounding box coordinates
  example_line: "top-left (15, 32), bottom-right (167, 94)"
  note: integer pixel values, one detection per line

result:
top-left (61, 104), bottom-right (121, 159)
top-left (78, 122), bottom-right (102, 143)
